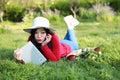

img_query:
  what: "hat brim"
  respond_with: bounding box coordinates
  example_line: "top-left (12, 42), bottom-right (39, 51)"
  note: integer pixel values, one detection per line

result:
top-left (23, 27), bottom-right (55, 34)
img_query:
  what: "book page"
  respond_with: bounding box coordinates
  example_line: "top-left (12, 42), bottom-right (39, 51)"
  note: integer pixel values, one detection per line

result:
top-left (20, 41), bottom-right (47, 65)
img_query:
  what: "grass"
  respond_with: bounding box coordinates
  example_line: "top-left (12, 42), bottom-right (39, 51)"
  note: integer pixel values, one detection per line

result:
top-left (0, 20), bottom-right (120, 80)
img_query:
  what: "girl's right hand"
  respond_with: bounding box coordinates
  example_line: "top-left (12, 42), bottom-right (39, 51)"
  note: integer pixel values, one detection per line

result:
top-left (13, 48), bottom-right (22, 60)
top-left (42, 34), bottom-right (52, 46)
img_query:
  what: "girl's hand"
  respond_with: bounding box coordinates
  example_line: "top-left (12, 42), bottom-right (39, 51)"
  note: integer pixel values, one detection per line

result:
top-left (42, 34), bottom-right (52, 46)
top-left (13, 48), bottom-right (22, 60)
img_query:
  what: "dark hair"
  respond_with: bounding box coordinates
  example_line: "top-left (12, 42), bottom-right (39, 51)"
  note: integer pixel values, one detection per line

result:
top-left (30, 28), bottom-right (51, 48)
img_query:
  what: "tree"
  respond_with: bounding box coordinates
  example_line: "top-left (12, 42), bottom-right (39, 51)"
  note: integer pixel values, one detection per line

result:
top-left (0, 0), bottom-right (9, 22)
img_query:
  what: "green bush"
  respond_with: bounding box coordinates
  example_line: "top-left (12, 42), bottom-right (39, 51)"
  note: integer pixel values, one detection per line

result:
top-left (78, 8), bottom-right (96, 22)
top-left (50, 0), bottom-right (71, 16)
top-left (96, 13), bottom-right (115, 22)
top-left (22, 13), bottom-right (34, 22)
top-left (110, 0), bottom-right (120, 12)
top-left (43, 13), bottom-right (63, 24)
top-left (4, 4), bottom-right (25, 22)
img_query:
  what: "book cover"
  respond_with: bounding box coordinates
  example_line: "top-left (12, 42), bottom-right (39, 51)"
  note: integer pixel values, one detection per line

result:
top-left (20, 41), bottom-right (47, 65)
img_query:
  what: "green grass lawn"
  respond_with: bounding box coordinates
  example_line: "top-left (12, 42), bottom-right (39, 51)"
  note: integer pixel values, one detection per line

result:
top-left (0, 21), bottom-right (120, 80)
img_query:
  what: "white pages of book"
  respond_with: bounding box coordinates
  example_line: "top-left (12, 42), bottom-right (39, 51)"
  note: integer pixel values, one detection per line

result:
top-left (20, 41), bottom-right (47, 65)
top-left (64, 15), bottom-right (79, 27)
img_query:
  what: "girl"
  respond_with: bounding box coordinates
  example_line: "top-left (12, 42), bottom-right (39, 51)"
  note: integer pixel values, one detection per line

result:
top-left (13, 16), bottom-right (100, 63)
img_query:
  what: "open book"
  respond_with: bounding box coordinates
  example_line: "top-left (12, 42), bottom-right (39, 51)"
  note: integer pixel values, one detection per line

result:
top-left (20, 41), bottom-right (47, 65)
top-left (64, 15), bottom-right (79, 27)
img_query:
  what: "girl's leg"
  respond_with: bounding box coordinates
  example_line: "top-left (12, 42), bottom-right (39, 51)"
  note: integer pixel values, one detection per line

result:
top-left (60, 29), bottom-right (79, 50)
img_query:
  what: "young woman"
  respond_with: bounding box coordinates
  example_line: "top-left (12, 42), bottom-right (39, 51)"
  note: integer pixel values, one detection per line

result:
top-left (13, 16), bottom-right (100, 63)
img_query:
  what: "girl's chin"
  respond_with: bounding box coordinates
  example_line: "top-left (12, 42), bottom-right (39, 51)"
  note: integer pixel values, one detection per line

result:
top-left (37, 41), bottom-right (42, 44)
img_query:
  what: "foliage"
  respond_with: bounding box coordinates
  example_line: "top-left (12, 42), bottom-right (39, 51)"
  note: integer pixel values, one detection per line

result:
top-left (78, 8), bottom-right (96, 22)
top-left (50, 0), bottom-right (71, 16)
top-left (22, 13), bottom-right (34, 22)
top-left (4, 3), bottom-right (25, 22)
top-left (91, 2), bottom-right (115, 22)
top-left (50, 0), bottom-right (92, 16)
top-left (109, 0), bottom-right (120, 12)
top-left (0, 0), bottom-right (9, 10)
top-left (96, 13), bottom-right (114, 22)
top-left (0, 0), bottom-right (120, 22)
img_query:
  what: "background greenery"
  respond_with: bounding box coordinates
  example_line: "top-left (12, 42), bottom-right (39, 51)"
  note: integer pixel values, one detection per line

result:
top-left (0, 0), bottom-right (120, 80)
top-left (0, 0), bottom-right (120, 22)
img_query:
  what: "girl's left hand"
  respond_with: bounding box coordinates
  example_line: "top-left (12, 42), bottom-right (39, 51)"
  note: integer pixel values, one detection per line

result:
top-left (13, 48), bottom-right (22, 60)
top-left (42, 34), bottom-right (52, 46)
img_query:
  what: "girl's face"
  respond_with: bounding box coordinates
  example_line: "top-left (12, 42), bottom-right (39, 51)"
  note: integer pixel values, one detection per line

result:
top-left (34, 28), bottom-right (47, 43)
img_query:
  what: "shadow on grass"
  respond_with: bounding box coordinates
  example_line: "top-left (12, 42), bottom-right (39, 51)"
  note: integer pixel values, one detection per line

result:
top-left (0, 48), bottom-right (14, 61)
top-left (110, 60), bottom-right (120, 80)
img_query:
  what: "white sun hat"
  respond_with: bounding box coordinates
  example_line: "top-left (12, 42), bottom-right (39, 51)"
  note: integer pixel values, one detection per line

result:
top-left (23, 16), bottom-right (55, 33)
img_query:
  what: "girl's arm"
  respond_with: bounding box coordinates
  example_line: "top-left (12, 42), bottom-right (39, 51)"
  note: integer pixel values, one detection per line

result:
top-left (40, 33), bottom-right (61, 61)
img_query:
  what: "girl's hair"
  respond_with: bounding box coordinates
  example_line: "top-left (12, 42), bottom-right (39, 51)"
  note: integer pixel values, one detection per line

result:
top-left (30, 28), bottom-right (51, 48)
